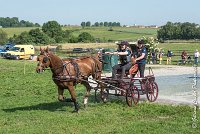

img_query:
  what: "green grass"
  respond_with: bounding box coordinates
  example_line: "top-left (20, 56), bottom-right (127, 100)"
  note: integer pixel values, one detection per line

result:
top-left (64, 27), bottom-right (157, 41)
top-left (0, 58), bottom-right (199, 134)
top-left (2, 27), bottom-right (38, 38)
top-left (2, 26), bottom-right (157, 41)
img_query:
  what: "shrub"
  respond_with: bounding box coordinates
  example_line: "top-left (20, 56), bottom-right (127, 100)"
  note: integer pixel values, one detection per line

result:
top-left (78, 32), bottom-right (95, 43)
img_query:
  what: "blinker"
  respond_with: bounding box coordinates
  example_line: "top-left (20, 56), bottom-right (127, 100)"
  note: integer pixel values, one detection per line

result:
top-left (43, 56), bottom-right (49, 63)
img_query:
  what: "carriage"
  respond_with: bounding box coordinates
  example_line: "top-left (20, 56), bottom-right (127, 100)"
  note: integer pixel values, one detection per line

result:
top-left (93, 66), bottom-right (159, 107)
top-left (36, 47), bottom-right (159, 112)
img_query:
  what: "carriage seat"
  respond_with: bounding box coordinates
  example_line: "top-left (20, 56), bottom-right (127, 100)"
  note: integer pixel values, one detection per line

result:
top-left (116, 64), bottom-right (138, 78)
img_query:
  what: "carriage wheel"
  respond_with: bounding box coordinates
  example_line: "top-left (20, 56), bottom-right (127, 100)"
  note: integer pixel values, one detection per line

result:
top-left (146, 81), bottom-right (158, 102)
top-left (126, 86), bottom-right (140, 107)
top-left (95, 88), bottom-right (109, 103)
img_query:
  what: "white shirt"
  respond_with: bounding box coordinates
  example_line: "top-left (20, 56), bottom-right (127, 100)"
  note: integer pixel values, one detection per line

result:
top-left (194, 51), bottom-right (199, 58)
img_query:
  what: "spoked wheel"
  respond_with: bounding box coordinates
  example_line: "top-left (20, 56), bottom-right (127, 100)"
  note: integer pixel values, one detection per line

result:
top-left (126, 86), bottom-right (140, 107)
top-left (95, 88), bottom-right (109, 103)
top-left (146, 81), bottom-right (158, 102)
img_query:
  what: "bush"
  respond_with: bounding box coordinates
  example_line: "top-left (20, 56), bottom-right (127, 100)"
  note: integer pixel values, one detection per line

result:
top-left (68, 35), bottom-right (78, 43)
top-left (0, 29), bottom-right (8, 44)
top-left (78, 32), bottom-right (95, 43)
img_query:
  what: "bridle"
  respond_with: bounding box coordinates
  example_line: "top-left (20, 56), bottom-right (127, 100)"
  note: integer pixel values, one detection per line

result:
top-left (37, 54), bottom-right (51, 72)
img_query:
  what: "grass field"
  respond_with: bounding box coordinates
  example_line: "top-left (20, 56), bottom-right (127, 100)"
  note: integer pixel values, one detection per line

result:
top-left (2, 26), bottom-right (157, 41)
top-left (63, 27), bottom-right (157, 41)
top-left (2, 27), bottom-right (37, 38)
top-left (0, 58), bottom-right (199, 134)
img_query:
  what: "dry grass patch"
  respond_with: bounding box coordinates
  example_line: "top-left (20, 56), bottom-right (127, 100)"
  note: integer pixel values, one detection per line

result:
top-left (61, 43), bottom-right (116, 49)
top-left (34, 43), bottom-right (116, 50)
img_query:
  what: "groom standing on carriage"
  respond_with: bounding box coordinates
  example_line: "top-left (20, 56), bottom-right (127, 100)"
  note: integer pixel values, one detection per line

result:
top-left (133, 39), bottom-right (147, 78)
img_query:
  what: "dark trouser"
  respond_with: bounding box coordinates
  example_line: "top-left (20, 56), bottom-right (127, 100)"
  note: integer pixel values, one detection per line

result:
top-left (194, 57), bottom-right (198, 65)
top-left (138, 63), bottom-right (145, 77)
top-left (112, 63), bottom-right (132, 79)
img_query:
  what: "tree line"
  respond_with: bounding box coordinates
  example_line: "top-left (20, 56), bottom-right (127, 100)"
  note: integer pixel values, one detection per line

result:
top-left (81, 21), bottom-right (120, 28)
top-left (7, 21), bottom-right (95, 45)
top-left (0, 17), bottom-right (40, 28)
top-left (157, 22), bottom-right (200, 40)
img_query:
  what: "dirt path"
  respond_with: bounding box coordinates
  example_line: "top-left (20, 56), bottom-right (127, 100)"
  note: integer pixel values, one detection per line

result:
top-left (146, 64), bottom-right (200, 106)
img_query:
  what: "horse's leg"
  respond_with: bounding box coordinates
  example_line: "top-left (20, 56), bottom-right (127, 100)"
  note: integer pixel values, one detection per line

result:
top-left (100, 82), bottom-right (108, 102)
top-left (82, 80), bottom-right (91, 108)
top-left (57, 87), bottom-right (65, 102)
top-left (67, 85), bottom-right (79, 113)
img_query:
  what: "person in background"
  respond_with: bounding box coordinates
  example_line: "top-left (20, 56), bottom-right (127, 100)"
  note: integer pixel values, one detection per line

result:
top-left (166, 49), bottom-right (172, 64)
top-left (194, 49), bottom-right (199, 65)
top-left (105, 41), bottom-right (132, 79)
top-left (134, 39), bottom-right (147, 77)
top-left (181, 50), bottom-right (187, 64)
top-left (151, 50), bottom-right (156, 64)
top-left (158, 49), bottom-right (163, 64)
top-left (187, 55), bottom-right (192, 64)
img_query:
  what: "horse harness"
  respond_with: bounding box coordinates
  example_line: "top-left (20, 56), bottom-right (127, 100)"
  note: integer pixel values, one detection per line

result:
top-left (52, 57), bottom-right (101, 83)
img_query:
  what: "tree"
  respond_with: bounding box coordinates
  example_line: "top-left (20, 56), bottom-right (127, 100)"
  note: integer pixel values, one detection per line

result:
top-left (104, 22), bottom-right (108, 27)
top-left (78, 32), bottom-right (94, 43)
top-left (86, 21), bottom-right (91, 27)
top-left (0, 17), bottom-right (39, 27)
top-left (14, 31), bottom-right (33, 44)
top-left (61, 30), bottom-right (73, 42)
top-left (157, 21), bottom-right (200, 40)
top-left (180, 22), bottom-right (196, 39)
top-left (116, 22), bottom-right (121, 27)
top-left (68, 35), bottom-right (78, 43)
top-left (29, 28), bottom-right (55, 44)
top-left (42, 21), bottom-right (62, 40)
top-left (81, 22), bottom-right (86, 28)
top-left (0, 29), bottom-right (8, 44)
top-left (94, 22), bottom-right (99, 27)
top-left (99, 22), bottom-right (104, 27)
top-left (108, 22), bottom-right (112, 27)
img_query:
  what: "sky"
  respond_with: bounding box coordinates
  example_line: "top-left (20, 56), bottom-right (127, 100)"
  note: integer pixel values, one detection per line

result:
top-left (0, 0), bottom-right (199, 26)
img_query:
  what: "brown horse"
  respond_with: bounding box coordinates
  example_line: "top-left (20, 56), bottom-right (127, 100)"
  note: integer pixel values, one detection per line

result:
top-left (36, 48), bottom-right (102, 112)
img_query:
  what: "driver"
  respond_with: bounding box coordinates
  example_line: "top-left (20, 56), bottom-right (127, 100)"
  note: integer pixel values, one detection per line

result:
top-left (105, 41), bottom-right (132, 79)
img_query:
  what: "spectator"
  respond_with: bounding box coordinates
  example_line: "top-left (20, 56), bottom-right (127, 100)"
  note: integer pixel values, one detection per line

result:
top-left (151, 50), bottom-right (156, 64)
top-left (194, 49), bottom-right (199, 65)
top-left (158, 49), bottom-right (163, 64)
top-left (166, 49), bottom-right (172, 64)
top-left (187, 55), bottom-right (192, 64)
top-left (181, 50), bottom-right (187, 64)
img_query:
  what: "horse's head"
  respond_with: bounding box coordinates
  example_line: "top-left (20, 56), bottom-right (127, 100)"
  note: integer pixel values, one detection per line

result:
top-left (36, 47), bottom-right (51, 73)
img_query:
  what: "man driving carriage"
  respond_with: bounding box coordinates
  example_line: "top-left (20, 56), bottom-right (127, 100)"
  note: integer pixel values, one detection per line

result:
top-left (105, 40), bottom-right (132, 79)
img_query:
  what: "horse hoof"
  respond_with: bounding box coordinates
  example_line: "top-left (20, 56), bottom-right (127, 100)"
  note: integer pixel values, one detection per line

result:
top-left (72, 109), bottom-right (79, 113)
top-left (65, 98), bottom-right (73, 102)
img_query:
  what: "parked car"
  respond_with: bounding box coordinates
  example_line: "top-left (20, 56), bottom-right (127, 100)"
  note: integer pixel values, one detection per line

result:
top-left (0, 43), bottom-right (15, 57)
top-left (85, 48), bottom-right (94, 52)
top-left (95, 48), bottom-right (104, 52)
top-left (72, 48), bottom-right (84, 52)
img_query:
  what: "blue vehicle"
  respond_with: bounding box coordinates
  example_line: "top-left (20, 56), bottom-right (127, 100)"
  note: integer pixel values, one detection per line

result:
top-left (0, 43), bottom-right (15, 57)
